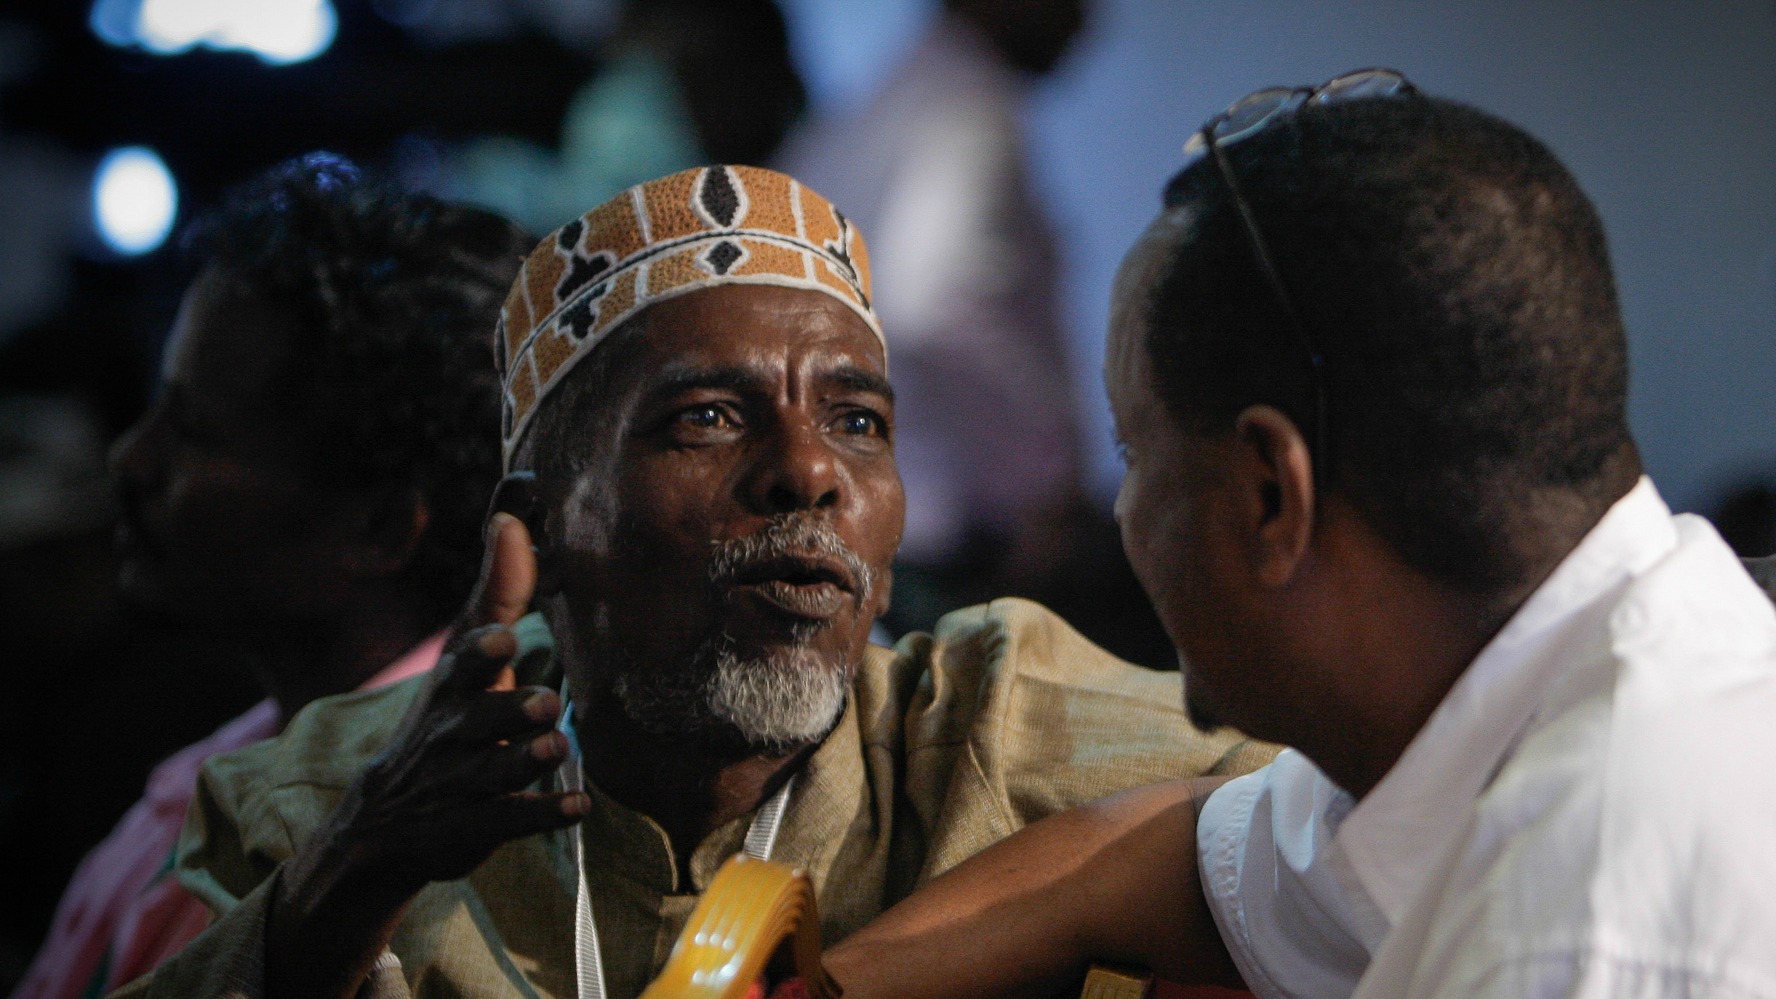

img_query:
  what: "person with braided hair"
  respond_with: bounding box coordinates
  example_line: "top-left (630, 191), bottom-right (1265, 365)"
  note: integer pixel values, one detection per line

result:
top-left (12, 153), bottom-right (530, 999)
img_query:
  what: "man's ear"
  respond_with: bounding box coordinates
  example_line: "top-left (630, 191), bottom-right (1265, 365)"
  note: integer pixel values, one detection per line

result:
top-left (489, 471), bottom-right (555, 597)
top-left (344, 486), bottom-right (429, 577)
top-left (1232, 405), bottom-right (1316, 589)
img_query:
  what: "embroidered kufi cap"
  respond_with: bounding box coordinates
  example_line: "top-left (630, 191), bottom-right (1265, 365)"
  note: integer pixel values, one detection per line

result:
top-left (495, 165), bottom-right (882, 464)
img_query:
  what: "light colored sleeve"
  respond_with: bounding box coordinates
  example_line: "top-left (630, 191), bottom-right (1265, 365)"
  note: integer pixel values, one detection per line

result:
top-left (1428, 953), bottom-right (1772, 999)
top-left (908, 597), bottom-right (1278, 880)
top-left (1196, 750), bottom-right (1379, 999)
top-left (106, 871), bottom-right (408, 999)
top-left (107, 710), bottom-right (416, 999)
top-left (102, 735), bottom-right (282, 999)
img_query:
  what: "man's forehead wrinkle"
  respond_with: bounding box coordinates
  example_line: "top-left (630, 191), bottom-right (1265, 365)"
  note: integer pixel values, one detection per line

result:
top-left (636, 352), bottom-right (889, 407)
top-left (825, 364), bottom-right (893, 404)
top-left (642, 363), bottom-right (771, 403)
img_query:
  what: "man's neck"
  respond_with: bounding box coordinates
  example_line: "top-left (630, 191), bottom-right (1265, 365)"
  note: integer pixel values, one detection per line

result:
top-left (1301, 464), bottom-right (1641, 798)
top-left (1300, 578), bottom-right (1510, 800)
top-left (575, 695), bottom-right (814, 879)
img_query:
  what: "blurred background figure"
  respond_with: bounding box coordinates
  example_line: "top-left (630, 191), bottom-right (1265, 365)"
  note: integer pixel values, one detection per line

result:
top-left (1701, 474), bottom-right (1776, 602)
top-left (779, 0), bottom-right (1099, 638)
top-left (441, 0), bottom-right (806, 236)
top-left (8, 153), bottom-right (526, 999)
top-left (1705, 476), bottom-right (1776, 558)
top-left (1746, 554), bottom-right (1776, 604)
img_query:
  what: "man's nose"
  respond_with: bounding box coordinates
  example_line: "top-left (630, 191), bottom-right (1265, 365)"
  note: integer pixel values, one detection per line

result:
top-left (745, 416), bottom-right (841, 515)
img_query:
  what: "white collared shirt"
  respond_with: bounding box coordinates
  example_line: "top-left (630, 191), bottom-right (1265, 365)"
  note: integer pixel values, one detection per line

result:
top-left (1198, 478), bottom-right (1776, 998)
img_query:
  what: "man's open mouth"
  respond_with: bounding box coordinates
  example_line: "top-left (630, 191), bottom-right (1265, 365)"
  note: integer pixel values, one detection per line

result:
top-left (724, 553), bottom-right (858, 621)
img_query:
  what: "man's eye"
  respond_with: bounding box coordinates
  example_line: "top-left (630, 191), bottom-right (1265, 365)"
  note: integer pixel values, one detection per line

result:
top-left (678, 405), bottom-right (732, 430)
top-left (834, 410), bottom-right (886, 437)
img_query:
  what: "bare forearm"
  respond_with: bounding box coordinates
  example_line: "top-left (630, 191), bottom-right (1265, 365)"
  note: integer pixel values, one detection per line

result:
top-left (824, 778), bottom-right (1240, 999)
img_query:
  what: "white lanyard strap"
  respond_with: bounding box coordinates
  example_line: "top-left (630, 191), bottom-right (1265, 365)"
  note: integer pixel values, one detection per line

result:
top-left (743, 776), bottom-right (793, 861)
top-left (558, 703), bottom-right (795, 999)
top-left (561, 755), bottom-right (608, 999)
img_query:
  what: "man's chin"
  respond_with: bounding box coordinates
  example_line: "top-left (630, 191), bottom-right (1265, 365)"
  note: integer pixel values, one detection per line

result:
top-left (611, 641), bottom-right (855, 754)
top-left (716, 602), bottom-right (837, 650)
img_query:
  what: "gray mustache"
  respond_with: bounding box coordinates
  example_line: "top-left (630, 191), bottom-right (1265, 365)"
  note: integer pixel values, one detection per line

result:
top-left (708, 514), bottom-right (875, 607)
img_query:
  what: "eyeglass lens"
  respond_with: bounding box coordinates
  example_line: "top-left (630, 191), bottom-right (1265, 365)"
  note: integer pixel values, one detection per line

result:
top-left (1213, 87), bottom-right (1307, 146)
top-left (1311, 69), bottom-right (1411, 105)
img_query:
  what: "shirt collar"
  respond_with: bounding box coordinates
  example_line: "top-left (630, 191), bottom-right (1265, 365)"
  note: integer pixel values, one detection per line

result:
top-left (1332, 476), bottom-right (1677, 925)
top-left (553, 675), bottom-right (872, 896)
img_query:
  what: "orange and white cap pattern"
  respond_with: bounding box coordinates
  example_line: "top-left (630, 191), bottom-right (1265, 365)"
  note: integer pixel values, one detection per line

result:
top-left (496, 165), bottom-right (882, 463)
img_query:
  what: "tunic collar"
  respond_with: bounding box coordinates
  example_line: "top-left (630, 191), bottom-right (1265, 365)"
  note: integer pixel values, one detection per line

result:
top-left (555, 660), bottom-right (877, 896)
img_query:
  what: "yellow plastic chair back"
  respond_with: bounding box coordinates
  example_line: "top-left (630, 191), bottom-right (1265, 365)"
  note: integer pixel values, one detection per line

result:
top-left (638, 854), bottom-right (839, 999)
top-left (642, 854), bottom-right (1176, 999)
top-left (1080, 966), bottom-right (1154, 999)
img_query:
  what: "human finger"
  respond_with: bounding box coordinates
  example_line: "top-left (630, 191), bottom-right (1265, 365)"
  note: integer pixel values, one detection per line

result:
top-left (442, 686), bottom-right (562, 745)
top-left (374, 787), bottom-right (589, 886)
top-left (471, 730), bottom-right (572, 791)
top-left (483, 788), bottom-right (591, 842)
top-left (433, 624), bottom-right (519, 699)
top-left (468, 512), bottom-right (536, 630)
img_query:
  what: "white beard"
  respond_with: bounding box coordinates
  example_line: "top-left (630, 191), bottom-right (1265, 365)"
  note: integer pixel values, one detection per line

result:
top-left (705, 643), bottom-right (851, 747)
top-left (610, 632), bottom-right (851, 751)
top-left (606, 512), bottom-right (870, 750)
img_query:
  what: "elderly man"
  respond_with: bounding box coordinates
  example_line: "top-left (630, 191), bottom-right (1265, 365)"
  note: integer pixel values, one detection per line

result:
top-left (821, 76), bottom-right (1776, 997)
top-left (119, 166), bottom-right (1272, 999)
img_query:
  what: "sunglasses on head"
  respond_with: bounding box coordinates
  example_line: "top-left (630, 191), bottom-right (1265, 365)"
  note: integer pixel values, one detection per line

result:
top-left (1182, 68), bottom-right (1417, 481)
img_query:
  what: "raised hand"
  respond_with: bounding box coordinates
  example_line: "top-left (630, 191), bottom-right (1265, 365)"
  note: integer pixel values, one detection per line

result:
top-left (267, 512), bottom-right (588, 999)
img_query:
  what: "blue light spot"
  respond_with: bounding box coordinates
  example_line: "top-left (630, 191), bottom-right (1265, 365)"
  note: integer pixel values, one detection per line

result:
top-left (93, 146), bottom-right (178, 256)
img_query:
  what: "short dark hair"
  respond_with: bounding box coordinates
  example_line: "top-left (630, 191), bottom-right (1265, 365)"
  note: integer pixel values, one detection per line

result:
top-left (186, 152), bottom-right (532, 622)
top-left (1146, 95), bottom-right (1634, 593)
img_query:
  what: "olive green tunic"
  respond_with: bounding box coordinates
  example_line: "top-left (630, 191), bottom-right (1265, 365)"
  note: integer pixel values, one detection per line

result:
top-left (118, 599), bottom-right (1276, 999)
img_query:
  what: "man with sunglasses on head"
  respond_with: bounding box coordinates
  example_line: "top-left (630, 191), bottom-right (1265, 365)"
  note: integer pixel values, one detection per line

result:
top-left (818, 74), bottom-right (1776, 998)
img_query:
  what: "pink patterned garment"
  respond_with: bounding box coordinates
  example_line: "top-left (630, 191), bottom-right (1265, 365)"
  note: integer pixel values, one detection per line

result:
top-left (760, 977), bottom-right (1249, 998)
top-left (12, 633), bottom-right (445, 999)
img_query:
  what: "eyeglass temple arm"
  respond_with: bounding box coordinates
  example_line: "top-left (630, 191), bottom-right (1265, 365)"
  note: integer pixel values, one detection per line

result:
top-left (1207, 133), bottom-right (1330, 481)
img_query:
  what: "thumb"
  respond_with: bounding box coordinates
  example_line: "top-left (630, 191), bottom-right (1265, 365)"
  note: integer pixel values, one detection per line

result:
top-left (467, 513), bottom-right (536, 692)
top-left (480, 512), bottom-right (536, 627)
top-left (465, 511), bottom-right (537, 624)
